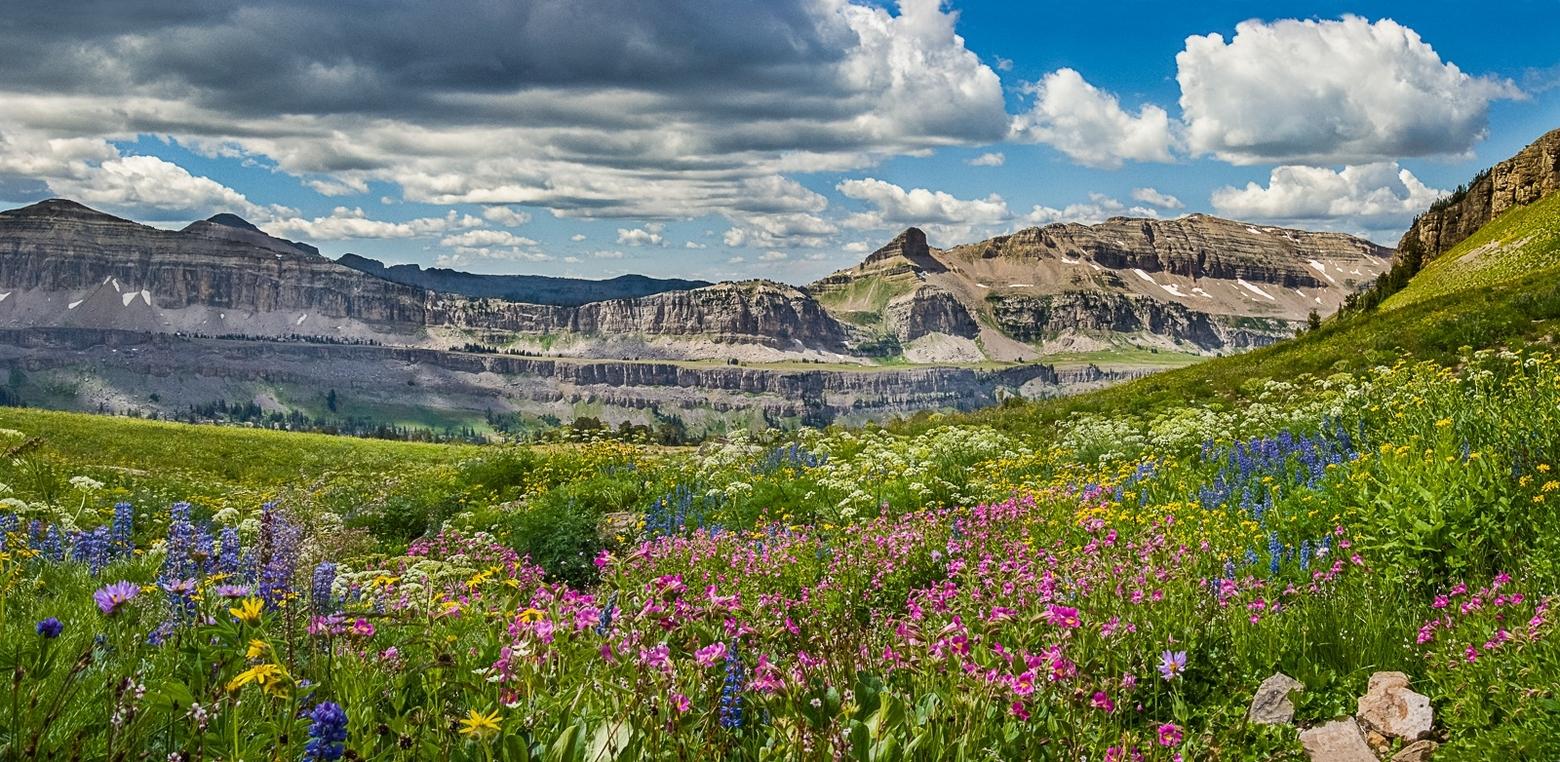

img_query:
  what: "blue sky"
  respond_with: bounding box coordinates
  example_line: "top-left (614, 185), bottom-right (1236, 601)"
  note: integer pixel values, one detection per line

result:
top-left (0, 1), bottom-right (1556, 284)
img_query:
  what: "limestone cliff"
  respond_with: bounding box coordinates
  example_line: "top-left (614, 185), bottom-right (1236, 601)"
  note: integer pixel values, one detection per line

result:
top-left (1398, 127), bottom-right (1560, 260)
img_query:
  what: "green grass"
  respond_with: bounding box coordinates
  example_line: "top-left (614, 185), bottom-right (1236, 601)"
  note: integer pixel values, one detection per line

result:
top-left (0, 406), bottom-right (476, 490)
top-left (1384, 192), bottom-right (1560, 310)
top-left (1042, 346), bottom-right (1209, 369)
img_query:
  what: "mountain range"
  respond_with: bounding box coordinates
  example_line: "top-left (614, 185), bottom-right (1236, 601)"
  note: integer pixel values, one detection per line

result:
top-left (0, 168), bottom-right (1437, 434)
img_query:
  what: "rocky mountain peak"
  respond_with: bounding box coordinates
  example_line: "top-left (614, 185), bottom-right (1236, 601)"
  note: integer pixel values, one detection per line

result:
top-left (862, 227), bottom-right (931, 266)
top-left (1400, 126), bottom-right (1560, 261)
top-left (180, 215), bottom-right (321, 258)
top-left (0, 198), bottom-right (134, 225)
top-left (205, 213), bottom-right (263, 232)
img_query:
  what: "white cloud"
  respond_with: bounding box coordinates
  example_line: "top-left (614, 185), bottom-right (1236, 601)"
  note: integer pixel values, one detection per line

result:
top-left (726, 256), bottom-right (746, 264)
top-left (1011, 68), bottom-right (1176, 169)
top-left (46, 154), bottom-right (275, 218)
top-left (1210, 162), bottom-right (1445, 231)
top-left (837, 177), bottom-right (1010, 228)
top-left (1023, 193), bottom-right (1160, 226)
top-left (616, 222), bottom-right (665, 246)
top-left (760, 250), bottom-right (789, 261)
top-left (967, 151), bottom-right (1005, 167)
top-left (684, 241), bottom-right (707, 249)
top-left (481, 206), bottom-right (531, 227)
top-left (439, 229), bottom-right (538, 249)
top-left (306, 177), bottom-right (368, 197)
top-left (994, 56), bottom-right (1014, 73)
top-left (264, 207), bottom-right (482, 241)
top-left (569, 233), bottom-right (587, 242)
top-left (1177, 16), bottom-right (1521, 164)
top-left (843, 241), bottom-right (871, 253)
top-left (721, 213), bottom-right (838, 249)
top-left (1131, 187), bottom-right (1184, 209)
top-left (590, 249), bottom-right (625, 259)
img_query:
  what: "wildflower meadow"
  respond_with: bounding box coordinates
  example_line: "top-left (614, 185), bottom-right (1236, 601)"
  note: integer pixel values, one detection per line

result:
top-left (2, 350), bottom-right (1560, 759)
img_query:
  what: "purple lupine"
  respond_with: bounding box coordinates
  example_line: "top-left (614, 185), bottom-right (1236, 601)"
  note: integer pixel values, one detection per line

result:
top-left (109, 502), bottom-right (134, 557)
top-left (160, 502), bottom-right (198, 584)
top-left (94, 581), bottom-right (140, 616)
top-left (311, 562), bottom-right (337, 615)
top-left (257, 503), bottom-right (301, 609)
top-left (217, 527), bottom-right (241, 575)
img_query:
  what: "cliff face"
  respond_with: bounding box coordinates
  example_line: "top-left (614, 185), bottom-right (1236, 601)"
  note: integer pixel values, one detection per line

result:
top-left (0, 327), bottom-right (1138, 431)
top-left (1399, 128), bottom-right (1560, 259)
top-left (427, 281), bottom-right (854, 352)
top-left (810, 216), bottom-right (1391, 359)
top-left (338, 253), bottom-right (709, 306)
top-left (988, 292), bottom-right (1289, 351)
top-left (0, 200), bottom-right (428, 326)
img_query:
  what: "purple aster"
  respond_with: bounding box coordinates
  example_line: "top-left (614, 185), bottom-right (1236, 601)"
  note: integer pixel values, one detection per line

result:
top-left (215, 584), bottom-right (252, 599)
top-left (36, 617), bottom-right (63, 638)
top-left (1157, 650), bottom-right (1187, 681)
top-left (94, 580), bottom-right (141, 616)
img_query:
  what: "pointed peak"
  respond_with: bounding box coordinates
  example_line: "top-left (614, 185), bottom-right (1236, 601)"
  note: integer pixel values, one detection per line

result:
top-left (205, 213), bottom-right (262, 232)
top-left (862, 226), bottom-right (932, 267)
top-left (0, 198), bottom-right (132, 224)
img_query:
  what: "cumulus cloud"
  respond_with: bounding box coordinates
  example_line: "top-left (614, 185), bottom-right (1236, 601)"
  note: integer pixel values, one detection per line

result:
top-left (1011, 68), bottom-right (1176, 168)
top-left (967, 152), bottom-right (1005, 167)
top-left (837, 177), bottom-right (1010, 228)
top-left (590, 250), bottom-right (625, 259)
top-left (616, 223), bottom-right (665, 246)
top-left (1209, 162), bottom-right (1445, 231)
top-left (1178, 16), bottom-right (1521, 164)
top-left (45, 154), bottom-right (276, 220)
top-left (760, 251), bottom-right (790, 261)
top-left (305, 177), bottom-right (369, 197)
top-left (264, 207), bottom-right (484, 241)
top-left (439, 230), bottom-right (538, 249)
top-left (1131, 187), bottom-right (1184, 209)
top-left (1023, 193), bottom-right (1159, 226)
top-left (481, 206), bottom-right (531, 227)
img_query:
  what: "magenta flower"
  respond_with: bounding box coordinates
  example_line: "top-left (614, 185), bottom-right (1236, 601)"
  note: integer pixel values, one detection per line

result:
top-left (1090, 691), bottom-right (1115, 713)
top-left (1157, 650), bottom-right (1187, 681)
top-left (671, 693), bottom-right (690, 713)
top-left (1010, 701), bottom-right (1030, 721)
top-left (94, 581), bottom-right (140, 616)
top-left (1157, 722), bottom-right (1183, 747)
top-left (1044, 604), bottom-right (1082, 629)
top-left (695, 641), bottom-right (727, 667)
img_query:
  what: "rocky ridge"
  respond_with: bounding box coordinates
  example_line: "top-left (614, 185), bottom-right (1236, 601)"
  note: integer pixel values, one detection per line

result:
top-left (1399, 127), bottom-right (1560, 260)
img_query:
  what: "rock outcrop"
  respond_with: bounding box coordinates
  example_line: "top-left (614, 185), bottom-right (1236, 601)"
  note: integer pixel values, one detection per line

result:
top-left (338, 253), bottom-right (708, 305)
top-left (811, 215), bottom-right (1391, 358)
top-left (1399, 127), bottom-right (1560, 260)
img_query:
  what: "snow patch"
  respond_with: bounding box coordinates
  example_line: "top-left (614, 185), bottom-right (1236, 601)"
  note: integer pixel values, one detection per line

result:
top-left (121, 292), bottom-right (138, 306)
top-left (140, 290), bottom-right (151, 305)
top-left (0, 292), bottom-right (9, 302)
top-left (67, 299), bottom-right (83, 310)
top-left (1131, 268), bottom-right (1157, 284)
top-left (1006, 283), bottom-right (1033, 288)
top-left (1307, 260), bottom-right (1338, 284)
top-left (296, 314), bottom-right (308, 325)
top-left (111, 278), bottom-right (121, 292)
top-left (1088, 262), bottom-right (1103, 271)
top-left (975, 283), bottom-right (989, 289)
top-left (1236, 279), bottom-right (1276, 300)
top-left (1246, 226), bottom-right (1263, 235)
top-left (1060, 256), bottom-right (1080, 265)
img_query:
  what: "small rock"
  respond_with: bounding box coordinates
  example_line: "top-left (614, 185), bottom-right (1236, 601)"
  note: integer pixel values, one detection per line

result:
top-left (1299, 718), bottom-right (1377, 762)
top-left (1365, 729), bottom-right (1390, 754)
top-left (1391, 739), bottom-right (1438, 762)
top-left (1357, 671), bottom-right (1434, 740)
top-left (1248, 672), bottom-right (1305, 725)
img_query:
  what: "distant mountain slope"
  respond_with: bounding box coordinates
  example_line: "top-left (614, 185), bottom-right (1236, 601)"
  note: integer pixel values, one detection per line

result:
top-left (809, 216), bottom-right (1391, 362)
top-left (929, 125), bottom-right (1560, 434)
top-left (337, 253), bottom-right (709, 306)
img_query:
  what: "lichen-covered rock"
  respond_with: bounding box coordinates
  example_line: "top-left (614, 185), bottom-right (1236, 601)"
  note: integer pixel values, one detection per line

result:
top-left (1248, 672), bottom-right (1304, 725)
top-left (1299, 718), bottom-right (1378, 762)
top-left (1356, 671), bottom-right (1434, 741)
top-left (1391, 739), bottom-right (1438, 762)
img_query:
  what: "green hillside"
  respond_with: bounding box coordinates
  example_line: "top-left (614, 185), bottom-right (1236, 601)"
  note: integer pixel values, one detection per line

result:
top-left (1382, 192), bottom-right (1560, 311)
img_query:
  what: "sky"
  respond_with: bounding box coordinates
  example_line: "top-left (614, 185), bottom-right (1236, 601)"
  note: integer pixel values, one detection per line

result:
top-left (1, 1), bottom-right (1557, 284)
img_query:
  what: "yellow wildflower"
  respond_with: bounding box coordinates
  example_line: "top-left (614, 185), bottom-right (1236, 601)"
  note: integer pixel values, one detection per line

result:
top-left (459, 709), bottom-right (503, 738)
top-left (245, 639), bottom-right (270, 659)
top-left (226, 663), bottom-right (288, 696)
top-left (516, 608), bottom-right (545, 623)
top-left (230, 597), bottom-right (265, 625)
